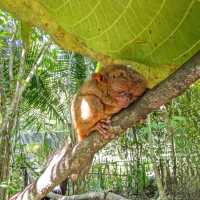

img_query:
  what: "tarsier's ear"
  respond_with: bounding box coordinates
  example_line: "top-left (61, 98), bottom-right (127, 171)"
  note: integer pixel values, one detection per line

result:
top-left (92, 73), bottom-right (107, 82)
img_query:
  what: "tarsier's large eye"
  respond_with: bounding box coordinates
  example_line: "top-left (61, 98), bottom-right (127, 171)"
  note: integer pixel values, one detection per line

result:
top-left (119, 91), bottom-right (126, 95)
top-left (111, 70), bottom-right (126, 79)
top-left (120, 71), bottom-right (126, 77)
top-left (119, 91), bottom-right (131, 97)
top-left (112, 74), bottom-right (117, 79)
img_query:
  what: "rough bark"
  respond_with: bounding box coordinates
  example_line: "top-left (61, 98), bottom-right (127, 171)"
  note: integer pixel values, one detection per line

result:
top-left (9, 50), bottom-right (200, 200)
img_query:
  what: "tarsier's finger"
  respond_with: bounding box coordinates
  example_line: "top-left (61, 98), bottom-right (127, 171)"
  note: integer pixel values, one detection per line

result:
top-left (99, 118), bottom-right (111, 125)
top-left (96, 123), bottom-right (108, 131)
top-left (99, 119), bottom-right (108, 124)
top-left (96, 126), bottom-right (109, 138)
top-left (96, 122), bottom-right (115, 139)
top-left (106, 116), bottom-right (112, 122)
top-left (97, 122), bottom-right (110, 129)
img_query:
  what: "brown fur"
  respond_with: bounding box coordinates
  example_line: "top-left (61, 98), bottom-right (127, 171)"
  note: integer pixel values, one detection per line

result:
top-left (71, 65), bottom-right (147, 142)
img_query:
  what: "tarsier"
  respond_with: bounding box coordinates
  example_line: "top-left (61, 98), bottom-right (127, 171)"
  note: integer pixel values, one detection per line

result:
top-left (71, 64), bottom-right (147, 142)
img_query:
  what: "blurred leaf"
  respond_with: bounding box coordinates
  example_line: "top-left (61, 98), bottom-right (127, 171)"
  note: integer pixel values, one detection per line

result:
top-left (1, 0), bottom-right (200, 87)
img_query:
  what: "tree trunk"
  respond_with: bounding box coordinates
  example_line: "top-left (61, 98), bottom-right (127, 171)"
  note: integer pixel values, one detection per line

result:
top-left (163, 107), bottom-right (177, 199)
top-left (0, 128), bottom-right (12, 200)
top-left (0, 40), bottom-right (48, 200)
top-left (153, 164), bottom-right (169, 200)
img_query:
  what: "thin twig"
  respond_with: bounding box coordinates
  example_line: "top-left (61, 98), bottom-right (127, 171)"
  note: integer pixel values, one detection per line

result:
top-left (0, 42), bottom-right (49, 133)
top-left (0, 45), bottom-right (26, 132)
top-left (23, 42), bottom-right (49, 90)
top-left (0, 63), bottom-right (5, 115)
top-left (8, 21), bottom-right (17, 95)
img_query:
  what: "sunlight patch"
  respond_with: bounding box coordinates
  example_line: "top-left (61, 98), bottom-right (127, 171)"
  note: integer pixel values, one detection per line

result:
top-left (36, 148), bottom-right (66, 193)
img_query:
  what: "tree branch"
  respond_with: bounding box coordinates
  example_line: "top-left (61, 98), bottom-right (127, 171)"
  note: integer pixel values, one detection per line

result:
top-left (46, 191), bottom-right (130, 200)
top-left (9, 51), bottom-right (200, 200)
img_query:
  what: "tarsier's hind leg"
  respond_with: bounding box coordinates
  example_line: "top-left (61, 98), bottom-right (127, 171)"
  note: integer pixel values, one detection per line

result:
top-left (73, 94), bottom-right (109, 141)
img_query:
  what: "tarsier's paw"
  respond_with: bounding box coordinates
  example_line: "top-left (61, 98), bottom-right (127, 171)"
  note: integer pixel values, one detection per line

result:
top-left (95, 117), bottom-right (113, 139)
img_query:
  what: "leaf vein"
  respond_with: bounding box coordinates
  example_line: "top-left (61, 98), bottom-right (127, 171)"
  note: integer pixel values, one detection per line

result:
top-left (72, 0), bottom-right (102, 29)
top-left (145, 0), bottom-right (195, 58)
top-left (173, 38), bottom-right (200, 62)
top-left (108, 0), bottom-right (166, 53)
top-left (87, 0), bottom-right (132, 41)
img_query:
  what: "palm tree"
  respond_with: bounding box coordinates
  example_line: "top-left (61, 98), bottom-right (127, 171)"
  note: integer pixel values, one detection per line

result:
top-left (0, 11), bottom-right (95, 199)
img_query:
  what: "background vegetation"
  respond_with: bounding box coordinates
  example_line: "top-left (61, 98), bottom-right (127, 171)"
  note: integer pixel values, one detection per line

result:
top-left (0, 10), bottom-right (200, 200)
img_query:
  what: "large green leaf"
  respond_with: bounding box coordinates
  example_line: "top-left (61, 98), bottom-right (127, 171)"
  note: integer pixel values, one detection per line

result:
top-left (0, 0), bottom-right (200, 87)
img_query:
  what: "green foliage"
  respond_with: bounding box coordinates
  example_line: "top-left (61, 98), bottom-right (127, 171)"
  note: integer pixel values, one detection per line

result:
top-left (1, 8), bottom-right (200, 200)
top-left (0, 11), bottom-right (96, 196)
